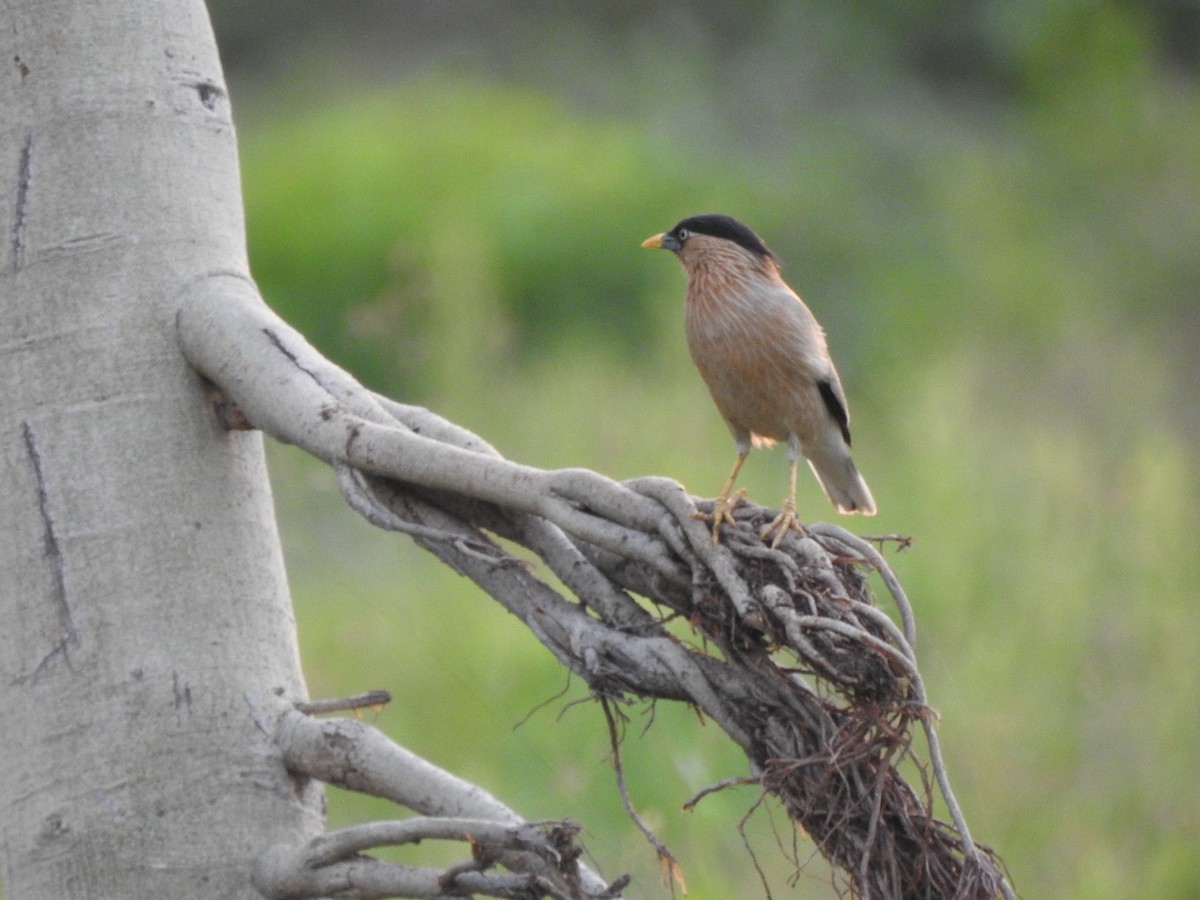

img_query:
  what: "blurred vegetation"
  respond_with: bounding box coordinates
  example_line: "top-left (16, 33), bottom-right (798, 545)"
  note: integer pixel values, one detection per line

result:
top-left (220, 1), bottom-right (1200, 897)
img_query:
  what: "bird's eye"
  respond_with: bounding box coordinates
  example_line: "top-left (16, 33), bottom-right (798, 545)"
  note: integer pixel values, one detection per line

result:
top-left (676, 228), bottom-right (691, 241)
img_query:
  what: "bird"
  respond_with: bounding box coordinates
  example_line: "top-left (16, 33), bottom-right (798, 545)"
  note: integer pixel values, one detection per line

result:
top-left (641, 213), bottom-right (876, 546)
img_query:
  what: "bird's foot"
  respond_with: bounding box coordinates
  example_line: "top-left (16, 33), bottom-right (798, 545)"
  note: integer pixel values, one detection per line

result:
top-left (694, 489), bottom-right (747, 544)
top-left (760, 501), bottom-right (805, 548)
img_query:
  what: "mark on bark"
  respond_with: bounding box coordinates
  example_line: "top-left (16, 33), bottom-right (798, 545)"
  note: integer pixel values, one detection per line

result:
top-left (263, 327), bottom-right (325, 388)
top-left (22, 421), bottom-right (77, 680)
top-left (192, 80), bottom-right (224, 111)
top-left (243, 692), bottom-right (271, 737)
top-left (11, 129), bottom-right (33, 271)
top-left (201, 376), bottom-right (254, 431)
top-left (36, 812), bottom-right (69, 844)
top-left (40, 230), bottom-right (126, 261)
top-left (28, 641), bottom-right (72, 684)
top-left (345, 422), bottom-right (362, 460)
top-left (173, 671), bottom-right (193, 719)
top-left (14, 55), bottom-right (30, 80)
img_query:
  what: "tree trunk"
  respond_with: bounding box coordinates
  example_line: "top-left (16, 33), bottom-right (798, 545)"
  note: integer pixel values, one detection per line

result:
top-left (0, 1), bottom-right (322, 896)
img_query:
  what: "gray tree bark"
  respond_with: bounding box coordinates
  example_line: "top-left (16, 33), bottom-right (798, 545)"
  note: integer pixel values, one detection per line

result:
top-left (0, 1), bottom-right (323, 895)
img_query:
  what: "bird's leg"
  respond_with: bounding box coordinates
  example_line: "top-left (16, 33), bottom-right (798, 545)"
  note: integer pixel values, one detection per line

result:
top-left (760, 438), bottom-right (805, 548)
top-left (701, 450), bottom-right (748, 544)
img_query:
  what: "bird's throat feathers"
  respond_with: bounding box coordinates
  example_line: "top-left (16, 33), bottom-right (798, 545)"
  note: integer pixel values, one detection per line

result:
top-left (679, 235), bottom-right (783, 300)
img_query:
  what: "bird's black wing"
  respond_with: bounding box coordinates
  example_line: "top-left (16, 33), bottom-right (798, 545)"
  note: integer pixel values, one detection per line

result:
top-left (817, 379), bottom-right (852, 446)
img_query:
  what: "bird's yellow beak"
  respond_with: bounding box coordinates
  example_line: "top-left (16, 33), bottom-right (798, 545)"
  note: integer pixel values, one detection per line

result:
top-left (641, 233), bottom-right (665, 249)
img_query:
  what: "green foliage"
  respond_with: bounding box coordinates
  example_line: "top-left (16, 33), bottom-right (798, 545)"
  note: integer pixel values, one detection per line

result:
top-left (242, 82), bottom-right (726, 396)
top-left (241, 37), bottom-right (1200, 900)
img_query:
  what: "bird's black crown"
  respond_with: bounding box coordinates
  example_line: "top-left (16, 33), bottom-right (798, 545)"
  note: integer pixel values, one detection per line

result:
top-left (669, 214), bottom-right (776, 260)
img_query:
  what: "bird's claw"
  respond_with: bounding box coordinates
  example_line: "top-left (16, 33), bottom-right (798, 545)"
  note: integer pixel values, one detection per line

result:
top-left (696, 489), bottom-right (747, 544)
top-left (759, 501), bottom-right (806, 548)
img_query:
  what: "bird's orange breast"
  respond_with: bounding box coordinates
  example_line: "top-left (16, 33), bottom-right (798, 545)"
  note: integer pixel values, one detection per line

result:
top-left (684, 272), bottom-right (832, 446)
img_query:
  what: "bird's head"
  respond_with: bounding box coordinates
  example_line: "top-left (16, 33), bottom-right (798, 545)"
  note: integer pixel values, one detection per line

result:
top-left (642, 214), bottom-right (778, 277)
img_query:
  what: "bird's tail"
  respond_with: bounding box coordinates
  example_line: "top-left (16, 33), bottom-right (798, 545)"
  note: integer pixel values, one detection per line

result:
top-left (806, 444), bottom-right (877, 516)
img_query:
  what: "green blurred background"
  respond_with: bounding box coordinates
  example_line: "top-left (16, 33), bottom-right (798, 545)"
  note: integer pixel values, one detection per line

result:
top-left (213, 2), bottom-right (1200, 896)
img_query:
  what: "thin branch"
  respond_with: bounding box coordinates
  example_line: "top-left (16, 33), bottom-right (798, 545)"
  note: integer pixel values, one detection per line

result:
top-left (601, 698), bottom-right (686, 897)
top-left (299, 817), bottom-right (578, 869)
top-left (808, 523), bottom-right (917, 648)
top-left (252, 845), bottom-right (607, 900)
top-left (295, 690), bottom-right (392, 716)
top-left (681, 775), bottom-right (760, 811)
top-left (273, 710), bottom-right (621, 899)
top-left (276, 710), bottom-right (521, 823)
